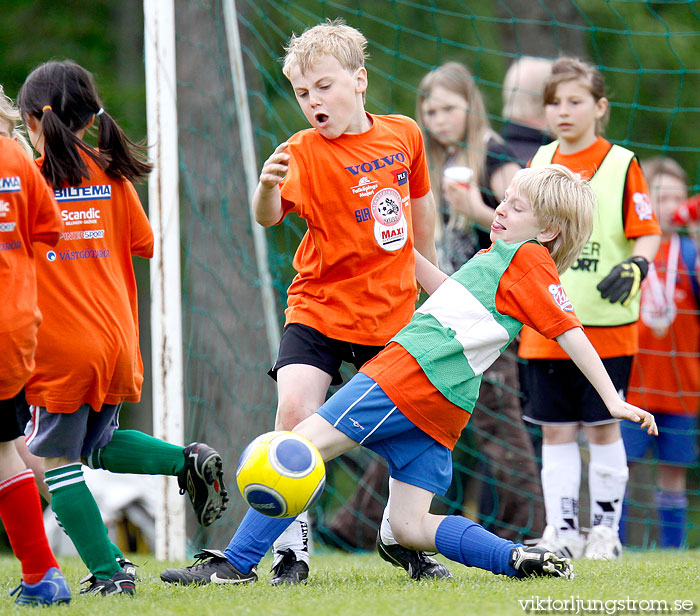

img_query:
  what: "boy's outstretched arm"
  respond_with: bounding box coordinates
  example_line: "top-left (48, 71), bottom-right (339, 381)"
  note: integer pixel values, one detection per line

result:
top-left (253, 142), bottom-right (290, 227)
top-left (414, 249), bottom-right (448, 295)
top-left (555, 327), bottom-right (658, 435)
top-left (410, 190), bottom-right (438, 266)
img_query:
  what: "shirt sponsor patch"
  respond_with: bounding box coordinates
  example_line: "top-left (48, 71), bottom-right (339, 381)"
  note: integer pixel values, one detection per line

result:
top-left (0, 240), bottom-right (21, 251)
top-left (0, 222), bottom-right (16, 232)
top-left (61, 207), bottom-right (101, 226)
top-left (633, 192), bottom-right (653, 221)
top-left (0, 200), bottom-right (10, 216)
top-left (61, 229), bottom-right (105, 240)
top-left (0, 177), bottom-right (20, 193)
top-left (350, 176), bottom-right (378, 198)
top-left (549, 283), bottom-right (574, 312)
top-left (54, 184), bottom-right (111, 202)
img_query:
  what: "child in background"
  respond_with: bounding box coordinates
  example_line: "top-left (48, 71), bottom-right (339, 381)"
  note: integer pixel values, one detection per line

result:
top-left (161, 165), bottom-right (657, 587)
top-left (174, 20), bottom-right (442, 586)
top-left (416, 61), bottom-right (542, 542)
top-left (17, 60), bottom-right (228, 596)
top-left (519, 57), bottom-right (661, 560)
top-left (622, 157), bottom-right (699, 548)
top-left (0, 128), bottom-right (70, 606)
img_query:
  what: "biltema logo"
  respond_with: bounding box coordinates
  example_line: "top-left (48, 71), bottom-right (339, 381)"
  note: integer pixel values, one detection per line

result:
top-left (345, 152), bottom-right (406, 175)
top-left (549, 284), bottom-right (574, 312)
top-left (0, 177), bottom-right (21, 193)
top-left (0, 222), bottom-right (16, 232)
top-left (61, 229), bottom-right (105, 240)
top-left (54, 184), bottom-right (111, 202)
top-left (58, 248), bottom-right (110, 261)
top-left (61, 208), bottom-right (101, 226)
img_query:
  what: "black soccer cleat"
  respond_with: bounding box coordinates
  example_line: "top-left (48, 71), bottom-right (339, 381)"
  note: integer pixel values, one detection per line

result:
top-left (80, 570), bottom-right (136, 596)
top-left (377, 533), bottom-right (452, 580)
top-left (509, 546), bottom-right (574, 579)
top-left (160, 549), bottom-right (258, 585)
top-left (79, 557), bottom-right (138, 589)
top-left (178, 442), bottom-right (229, 526)
top-left (268, 549), bottom-right (309, 586)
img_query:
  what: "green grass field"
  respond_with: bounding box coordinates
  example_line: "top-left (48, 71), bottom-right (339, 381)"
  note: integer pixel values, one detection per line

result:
top-left (0, 550), bottom-right (698, 615)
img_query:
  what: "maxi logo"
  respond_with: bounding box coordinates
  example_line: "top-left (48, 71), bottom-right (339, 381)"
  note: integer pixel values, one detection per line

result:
top-left (344, 152), bottom-right (406, 175)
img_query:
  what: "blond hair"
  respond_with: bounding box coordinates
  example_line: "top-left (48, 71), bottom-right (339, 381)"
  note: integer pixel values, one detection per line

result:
top-left (511, 164), bottom-right (596, 273)
top-left (0, 85), bottom-right (32, 157)
top-left (543, 57), bottom-right (609, 136)
top-left (641, 156), bottom-right (687, 188)
top-left (282, 18), bottom-right (368, 78)
top-left (502, 56), bottom-right (553, 122)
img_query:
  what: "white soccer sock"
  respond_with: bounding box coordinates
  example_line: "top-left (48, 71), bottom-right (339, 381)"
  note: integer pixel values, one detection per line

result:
top-left (273, 510), bottom-right (310, 565)
top-left (588, 439), bottom-right (628, 532)
top-left (379, 478), bottom-right (398, 545)
top-left (541, 442), bottom-right (581, 538)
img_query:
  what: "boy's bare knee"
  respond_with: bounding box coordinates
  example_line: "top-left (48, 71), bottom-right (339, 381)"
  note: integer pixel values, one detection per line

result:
top-left (275, 398), bottom-right (316, 430)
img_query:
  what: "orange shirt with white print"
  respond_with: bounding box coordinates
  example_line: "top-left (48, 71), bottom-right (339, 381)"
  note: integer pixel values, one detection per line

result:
top-left (519, 137), bottom-right (661, 360)
top-left (0, 137), bottom-right (62, 399)
top-left (25, 153), bottom-right (153, 413)
top-left (279, 113), bottom-right (431, 346)
top-left (628, 235), bottom-right (700, 416)
top-left (362, 242), bottom-right (582, 449)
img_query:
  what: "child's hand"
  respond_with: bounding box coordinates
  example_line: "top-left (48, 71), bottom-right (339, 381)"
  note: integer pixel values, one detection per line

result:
top-left (443, 178), bottom-right (482, 221)
top-left (259, 142), bottom-right (290, 189)
top-left (608, 401), bottom-right (658, 435)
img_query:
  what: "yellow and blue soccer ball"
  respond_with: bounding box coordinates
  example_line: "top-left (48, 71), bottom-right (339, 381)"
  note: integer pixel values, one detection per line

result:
top-left (236, 431), bottom-right (326, 518)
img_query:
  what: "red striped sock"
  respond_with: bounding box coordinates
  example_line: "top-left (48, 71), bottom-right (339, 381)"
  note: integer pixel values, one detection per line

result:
top-left (0, 470), bottom-right (59, 584)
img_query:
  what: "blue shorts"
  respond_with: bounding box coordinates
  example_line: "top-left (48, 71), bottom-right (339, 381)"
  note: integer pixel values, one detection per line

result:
top-left (25, 403), bottom-right (121, 460)
top-left (621, 413), bottom-right (699, 466)
top-left (317, 372), bottom-right (453, 495)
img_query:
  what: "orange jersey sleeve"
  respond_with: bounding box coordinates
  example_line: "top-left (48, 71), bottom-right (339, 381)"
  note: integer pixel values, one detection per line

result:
top-left (25, 154), bottom-right (153, 413)
top-left (275, 113), bottom-right (432, 345)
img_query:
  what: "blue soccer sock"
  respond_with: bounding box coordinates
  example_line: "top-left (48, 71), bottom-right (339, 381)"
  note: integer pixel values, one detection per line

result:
top-left (656, 490), bottom-right (688, 548)
top-left (435, 515), bottom-right (519, 577)
top-left (224, 508), bottom-right (296, 573)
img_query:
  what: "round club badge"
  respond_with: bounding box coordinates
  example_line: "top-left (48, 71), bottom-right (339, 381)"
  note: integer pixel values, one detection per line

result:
top-left (371, 188), bottom-right (408, 251)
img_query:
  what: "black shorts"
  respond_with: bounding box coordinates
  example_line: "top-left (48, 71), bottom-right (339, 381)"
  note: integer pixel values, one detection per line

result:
top-left (269, 323), bottom-right (385, 386)
top-left (520, 356), bottom-right (633, 426)
top-left (0, 389), bottom-right (31, 443)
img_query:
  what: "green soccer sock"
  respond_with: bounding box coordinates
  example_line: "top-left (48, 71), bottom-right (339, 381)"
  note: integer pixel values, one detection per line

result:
top-left (45, 463), bottom-right (120, 580)
top-left (87, 429), bottom-right (185, 476)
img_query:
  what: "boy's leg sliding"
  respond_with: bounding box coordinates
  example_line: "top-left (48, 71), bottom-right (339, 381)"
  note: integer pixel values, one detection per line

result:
top-left (160, 412), bottom-right (355, 586)
top-left (86, 428), bottom-right (228, 527)
top-left (390, 479), bottom-right (573, 580)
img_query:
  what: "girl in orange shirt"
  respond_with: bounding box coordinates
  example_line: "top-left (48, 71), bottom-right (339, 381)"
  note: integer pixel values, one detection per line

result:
top-left (518, 58), bottom-right (661, 560)
top-left (0, 86), bottom-right (70, 606)
top-left (18, 60), bottom-right (228, 597)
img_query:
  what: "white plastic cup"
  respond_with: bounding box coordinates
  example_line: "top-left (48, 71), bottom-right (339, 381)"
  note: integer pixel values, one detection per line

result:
top-left (443, 165), bottom-right (474, 187)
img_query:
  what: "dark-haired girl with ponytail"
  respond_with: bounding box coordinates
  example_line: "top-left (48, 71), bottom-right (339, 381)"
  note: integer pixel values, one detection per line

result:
top-left (18, 60), bottom-right (228, 597)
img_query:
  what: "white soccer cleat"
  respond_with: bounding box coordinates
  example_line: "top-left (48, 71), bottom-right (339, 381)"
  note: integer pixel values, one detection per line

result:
top-left (526, 524), bottom-right (585, 559)
top-left (584, 525), bottom-right (622, 560)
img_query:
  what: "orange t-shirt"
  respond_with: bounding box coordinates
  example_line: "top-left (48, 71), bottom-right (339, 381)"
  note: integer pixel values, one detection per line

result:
top-left (627, 235), bottom-right (700, 415)
top-left (279, 113), bottom-right (431, 345)
top-left (362, 242), bottom-right (582, 449)
top-left (25, 153), bottom-right (153, 413)
top-left (519, 137), bottom-right (661, 360)
top-left (0, 137), bottom-right (62, 399)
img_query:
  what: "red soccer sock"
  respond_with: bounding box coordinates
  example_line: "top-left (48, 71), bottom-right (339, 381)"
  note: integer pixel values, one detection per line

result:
top-left (0, 469), bottom-right (59, 584)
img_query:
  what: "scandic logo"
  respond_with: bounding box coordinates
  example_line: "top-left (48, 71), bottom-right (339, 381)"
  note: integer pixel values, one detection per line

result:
top-left (0, 177), bottom-right (21, 193)
top-left (61, 208), bottom-right (101, 225)
top-left (345, 152), bottom-right (406, 175)
top-left (54, 184), bottom-right (111, 202)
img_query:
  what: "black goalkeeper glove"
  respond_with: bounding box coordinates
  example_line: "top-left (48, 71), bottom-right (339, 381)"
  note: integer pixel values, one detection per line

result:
top-left (596, 256), bottom-right (649, 306)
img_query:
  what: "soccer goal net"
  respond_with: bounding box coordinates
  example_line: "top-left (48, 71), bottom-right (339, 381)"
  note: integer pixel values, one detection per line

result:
top-left (151, 0), bottom-right (700, 556)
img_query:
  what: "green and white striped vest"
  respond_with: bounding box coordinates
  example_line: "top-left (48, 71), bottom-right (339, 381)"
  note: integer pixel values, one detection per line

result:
top-left (392, 239), bottom-right (527, 411)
